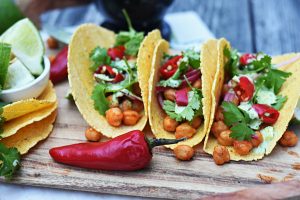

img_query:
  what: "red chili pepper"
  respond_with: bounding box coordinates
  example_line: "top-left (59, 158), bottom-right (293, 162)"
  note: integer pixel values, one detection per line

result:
top-left (160, 55), bottom-right (183, 79)
top-left (252, 104), bottom-right (280, 124)
top-left (234, 76), bottom-right (254, 102)
top-left (107, 46), bottom-right (125, 60)
top-left (50, 45), bottom-right (68, 84)
top-left (49, 130), bottom-right (185, 171)
top-left (95, 65), bottom-right (124, 83)
top-left (239, 53), bottom-right (256, 66)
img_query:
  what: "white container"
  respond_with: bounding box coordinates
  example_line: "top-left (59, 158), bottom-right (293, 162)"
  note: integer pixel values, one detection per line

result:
top-left (1, 56), bottom-right (50, 102)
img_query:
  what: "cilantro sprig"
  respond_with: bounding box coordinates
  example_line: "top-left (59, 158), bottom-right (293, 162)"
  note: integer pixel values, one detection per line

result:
top-left (0, 143), bottom-right (20, 179)
top-left (91, 84), bottom-right (109, 115)
top-left (89, 47), bottom-right (111, 71)
top-left (183, 49), bottom-right (200, 69)
top-left (115, 10), bottom-right (144, 56)
top-left (222, 102), bottom-right (254, 141)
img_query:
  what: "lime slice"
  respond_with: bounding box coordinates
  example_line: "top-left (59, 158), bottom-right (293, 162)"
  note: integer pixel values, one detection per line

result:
top-left (4, 58), bottom-right (35, 90)
top-left (0, 42), bottom-right (11, 87)
top-left (0, 18), bottom-right (44, 75)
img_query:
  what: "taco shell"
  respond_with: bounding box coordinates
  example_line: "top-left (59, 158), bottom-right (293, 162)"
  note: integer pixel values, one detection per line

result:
top-left (148, 39), bottom-right (219, 149)
top-left (68, 24), bottom-right (161, 137)
top-left (1, 110), bottom-right (57, 154)
top-left (204, 39), bottom-right (300, 161)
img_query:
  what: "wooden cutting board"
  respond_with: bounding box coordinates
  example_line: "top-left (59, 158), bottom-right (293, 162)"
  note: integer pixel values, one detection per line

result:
top-left (1, 81), bottom-right (300, 199)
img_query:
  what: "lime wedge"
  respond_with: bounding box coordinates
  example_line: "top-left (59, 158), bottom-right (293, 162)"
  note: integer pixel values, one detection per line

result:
top-left (4, 58), bottom-right (35, 90)
top-left (0, 42), bottom-right (11, 87)
top-left (0, 18), bottom-right (44, 75)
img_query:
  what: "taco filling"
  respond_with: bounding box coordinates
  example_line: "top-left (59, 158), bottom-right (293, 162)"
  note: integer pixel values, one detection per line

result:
top-left (211, 48), bottom-right (292, 156)
top-left (156, 49), bottom-right (203, 139)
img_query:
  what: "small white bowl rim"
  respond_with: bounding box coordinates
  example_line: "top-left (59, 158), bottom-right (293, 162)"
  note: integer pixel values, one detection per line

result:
top-left (1, 56), bottom-right (50, 94)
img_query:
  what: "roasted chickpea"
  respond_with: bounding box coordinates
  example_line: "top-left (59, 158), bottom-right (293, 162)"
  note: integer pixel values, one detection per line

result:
top-left (175, 123), bottom-right (196, 139)
top-left (222, 84), bottom-right (230, 97)
top-left (120, 99), bottom-right (132, 111)
top-left (105, 107), bottom-right (123, 127)
top-left (215, 106), bottom-right (224, 121)
top-left (174, 145), bottom-right (195, 161)
top-left (123, 110), bottom-right (141, 126)
top-left (251, 131), bottom-right (263, 147)
top-left (279, 130), bottom-right (298, 147)
top-left (47, 36), bottom-right (59, 49)
top-left (163, 116), bottom-right (178, 132)
top-left (213, 146), bottom-right (230, 165)
top-left (163, 89), bottom-right (176, 101)
top-left (233, 140), bottom-right (253, 156)
top-left (217, 130), bottom-right (234, 146)
top-left (48, 55), bottom-right (55, 63)
top-left (85, 127), bottom-right (102, 142)
top-left (211, 121), bottom-right (229, 138)
top-left (132, 100), bottom-right (144, 113)
top-left (191, 116), bottom-right (202, 129)
top-left (192, 79), bottom-right (202, 89)
top-left (106, 95), bottom-right (119, 108)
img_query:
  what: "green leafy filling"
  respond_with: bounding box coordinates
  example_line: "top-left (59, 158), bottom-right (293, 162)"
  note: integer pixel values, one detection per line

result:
top-left (0, 143), bottom-right (20, 180)
top-left (89, 47), bottom-right (111, 71)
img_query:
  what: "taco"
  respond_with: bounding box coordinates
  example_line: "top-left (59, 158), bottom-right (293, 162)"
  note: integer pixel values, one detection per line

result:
top-left (204, 38), bottom-right (300, 161)
top-left (68, 17), bottom-right (161, 137)
top-left (148, 39), bottom-right (219, 148)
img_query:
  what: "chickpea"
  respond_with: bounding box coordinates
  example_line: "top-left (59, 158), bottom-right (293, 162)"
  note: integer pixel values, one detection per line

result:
top-left (251, 131), bottom-right (263, 147)
top-left (175, 123), bottom-right (196, 139)
top-left (222, 84), bottom-right (230, 97)
top-left (173, 145), bottom-right (195, 161)
top-left (105, 107), bottom-right (123, 127)
top-left (123, 110), bottom-right (141, 126)
top-left (47, 36), bottom-right (59, 49)
top-left (85, 127), bottom-right (102, 142)
top-left (191, 116), bottom-right (202, 129)
top-left (106, 95), bottom-right (119, 108)
top-left (120, 99), bottom-right (132, 111)
top-left (215, 106), bottom-right (224, 121)
top-left (211, 121), bottom-right (229, 138)
top-left (217, 130), bottom-right (234, 146)
top-left (132, 100), bottom-right (144, 113)
top-left (163, 89), bottom-right (176, 101)
top-left (233, 140), bottom-right (253, 156)
top-left (213, 146), bottom-right (230, 165)
top-left (192, 79), bottom-right (202, 89)
top-left (279, 130), bottom-right (298, 147)
top-left (163, 116), bottom-right (178, 132)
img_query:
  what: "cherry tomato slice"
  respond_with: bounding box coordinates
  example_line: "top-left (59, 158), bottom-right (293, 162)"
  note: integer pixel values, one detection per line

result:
top-left (234, 76), bottom-right (255, 102)
top-left (239, 53), bottom-right (256, 66)
top-left (107, 46), bottom-right (125, 60)
top-left (160, 55), bottom-right (183, 79)
top-left (252, 104), bottom-right (280, 124)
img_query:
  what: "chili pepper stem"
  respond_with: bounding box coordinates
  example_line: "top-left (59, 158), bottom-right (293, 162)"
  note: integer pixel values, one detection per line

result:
top-left (147, 137), bottom-right (187, 149)
top-left (122, 9), bottom-right (135, 32)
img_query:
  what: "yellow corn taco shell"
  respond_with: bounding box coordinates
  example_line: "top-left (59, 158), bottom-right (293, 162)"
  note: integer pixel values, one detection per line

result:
top-left (1, 81), bottom-right (57, 139)
top-left (68, 24), bottom-right (161, 138)
top-left (148, 39), bottom-right (219, 149)
top-left (204, 38), bottom-right (300, 161)
top-left (1, 110), bottom-right (57, 154)
top-left (2, 81), bottom-right (56, 121)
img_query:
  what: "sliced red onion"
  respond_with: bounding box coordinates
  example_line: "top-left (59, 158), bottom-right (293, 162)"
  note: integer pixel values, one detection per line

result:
top-left (180, 71), bottom-right (201, 88)
top-left (185, 69), bottom-right (201, 78)
top-left (251, 134), bottom-right (258, 139)
top-left (157, 92), bottom-right (164, 109)
top-left (156, 86), bottom-right (171, 93)
top-left (224, 92), bottom-right (236, 103)
top-left (175, 88), bottom-right (189, 106)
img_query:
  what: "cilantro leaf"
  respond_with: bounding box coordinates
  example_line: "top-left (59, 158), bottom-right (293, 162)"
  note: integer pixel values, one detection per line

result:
top-left (251, 54), bottom-right (272, 72)
top-left (183, 49), bottom-right (200, 69)
top-left (124, 32), bottom-right (144, 56)
top-left (163, 100), bottom-right (183, 122)
top-left (272, 95), bottom-right (287, 110)
top-left (91, 84), bottom-right (109, 115)
top-left (224, 47), bottom-right (239, 76)
top-left (89, 47), bottom-right (111, 71)
top-left (230, 123), bottom-right (254, 141)
top-left (0, 43), bottom-right (11, 87)
top-left (221, 101), bottom-right (246, 126)
top-left (263, 69), bottom-right (291, 94)
top-left (0, 143), bottom-right (20, 179)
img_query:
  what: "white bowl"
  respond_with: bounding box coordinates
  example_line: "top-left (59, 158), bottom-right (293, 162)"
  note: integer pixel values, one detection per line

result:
top-left (1, 56), bottom-right (50, 102)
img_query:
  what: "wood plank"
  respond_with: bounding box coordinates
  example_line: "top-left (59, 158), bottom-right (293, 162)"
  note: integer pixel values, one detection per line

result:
top-left (251, 0), bottom-right (300, 54)
top-left (168, 0), bottom-right (253, 52)
top-left (1, 81), bottom-right (300, 199)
